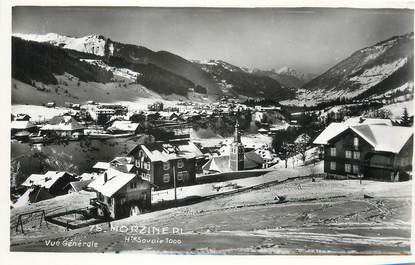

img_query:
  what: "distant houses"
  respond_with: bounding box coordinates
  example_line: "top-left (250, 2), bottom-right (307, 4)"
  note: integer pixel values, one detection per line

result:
top-left (11, 120), bottom-right (37, 140)
top-left (313, 121), bottom-right (413, 181)
top-left (40, 115), bottom-right (85, 139)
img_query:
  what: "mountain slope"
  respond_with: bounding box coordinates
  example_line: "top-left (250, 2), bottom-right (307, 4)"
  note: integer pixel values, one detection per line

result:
top-left (300, 32), bottom-right (414, 102)
top-left (12, 36), bottom-right (204, 99)
top-left (194, 60), bottom-right (295, 99)
top-left (13, 33), bottom-right (222, 99)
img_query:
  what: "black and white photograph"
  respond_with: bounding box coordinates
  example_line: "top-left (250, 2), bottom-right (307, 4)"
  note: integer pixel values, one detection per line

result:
top-left (6, 3), bottom-right (415, 257)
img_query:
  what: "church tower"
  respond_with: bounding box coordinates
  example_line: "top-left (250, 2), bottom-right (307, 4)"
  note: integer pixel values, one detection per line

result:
top-left (229, 121), bottom-right (245, 171)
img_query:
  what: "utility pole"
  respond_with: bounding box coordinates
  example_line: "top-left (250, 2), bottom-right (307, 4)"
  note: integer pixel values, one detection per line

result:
top-left (173, 164), bottom-right (177, 207)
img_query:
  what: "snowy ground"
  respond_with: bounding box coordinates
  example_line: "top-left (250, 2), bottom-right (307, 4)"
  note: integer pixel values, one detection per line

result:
top-left (379, 100), bottom-right (413, 119)
top-left (12, 104), bottom-right (72, 122)
top-left (10, 176), bottom-right (411, 254)
top-left (152, 162), bottom-right (323, 203)
top-left (271, 147), bottom-right (319, 169)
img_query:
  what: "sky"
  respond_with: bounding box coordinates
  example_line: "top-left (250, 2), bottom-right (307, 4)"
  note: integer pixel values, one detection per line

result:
top-left (12, 7), bottom-right (414, 75)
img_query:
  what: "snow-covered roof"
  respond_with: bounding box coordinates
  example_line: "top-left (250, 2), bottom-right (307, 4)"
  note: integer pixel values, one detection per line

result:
top-left (350, 125), bottom-right (413, 154)
top-left (135, 141), bottom-right (203, 162)
top-left (11, 120), bottom-right (36, 130)
top-left (92, 162), bottom-right (110, 170)
top-left (21, 171), bottom-right (72, 189)
top-left (88, 168), bottom-right (136, 197)
top-left (107, 120), bottom-right (139, 132)
top-left (314, 122), bottom-right (413, 154)
top-left (344, 117), bottom-right (393, 126)
top-left (68, 179), bottom-right (94, 192)
top-left (41, 116), bottom-right (84, 131)
top-left (202, 151), bottom-right (264, 173)
top-left (79, 173), bottom-right (98, 181)
top-left (313, 122), bottom-right (349, 145)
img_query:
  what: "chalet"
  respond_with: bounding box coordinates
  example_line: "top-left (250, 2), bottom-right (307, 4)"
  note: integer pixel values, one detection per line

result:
top-left (40, 115), bottom-right (85, 139)
top-left (128, 141), bottom-right (203, 190)
top-left (11, 120), bottom-right (37, 140)
top-left (88, 167), bottom-right (151, 219)
top-left (313, 123), bottom-right (413, 181)
top-left (21, 171), bottom-right (76, 197)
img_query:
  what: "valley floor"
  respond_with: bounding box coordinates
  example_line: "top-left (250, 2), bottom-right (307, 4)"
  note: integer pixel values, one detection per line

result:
top-left (10, 171), bottom-right (412, 255)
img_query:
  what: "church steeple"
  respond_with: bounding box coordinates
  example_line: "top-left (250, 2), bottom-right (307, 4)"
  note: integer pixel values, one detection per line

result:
top-left (233, 120), bottom-right (241, 143)
top-left (229, 120), bottom-right (244, 171)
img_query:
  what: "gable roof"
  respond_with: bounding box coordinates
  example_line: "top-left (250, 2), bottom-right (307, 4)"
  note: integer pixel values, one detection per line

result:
top-left (350, 125), bottom-right (413, 153)
top-left (68, 179), bottom-right (94, 192)
top-left (41, 116), bottom-right (84, 131)
top-left (21, 171), bottom-right (72, 189)
top-left (88, 168), bottom-right (136, 197)
top-left (202, 151), bottom-right (264, 173)
top-left (313, 122), bottom-right (349, 145)
top-left (202, 155), bottom-right (231, 173)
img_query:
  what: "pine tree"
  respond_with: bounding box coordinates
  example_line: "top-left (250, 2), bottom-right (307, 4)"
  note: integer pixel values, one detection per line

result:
top-left (400, 107), bottom-right (411, 127)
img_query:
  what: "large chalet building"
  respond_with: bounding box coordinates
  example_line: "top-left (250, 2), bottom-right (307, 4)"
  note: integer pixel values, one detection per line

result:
top-left (314, 122), bottom-right (413, 181)
top-left (128, 140), bottom-right (204, 190)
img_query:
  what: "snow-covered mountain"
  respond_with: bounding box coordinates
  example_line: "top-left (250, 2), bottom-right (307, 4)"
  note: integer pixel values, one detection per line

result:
top-left (13, 33), bottom-right (110, 57)
top-left (193, 59), bottom-right (295, 99)
top-left (11, 33), bottom-right (295, 102)
top-left (299, 32), bottom-right (414, 103)
top-left (276, 66), bottom-right (315, 83)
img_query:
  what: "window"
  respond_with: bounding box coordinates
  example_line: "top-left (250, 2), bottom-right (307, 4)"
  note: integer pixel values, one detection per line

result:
top-left (163, 174), bottom-right (170, 183)
top-left (345, 163), bottom-right (351, 173)
top-left (163, 162), bottom-right (170, 171)
top-left (145, 162), bottom-right (151, 170)
top-left (330, 161), bottom-right (336, 170)
top-left (353, 151), bottom-right (360, 160)
top-left (345, 150), bottom-right (352, 159)
top-left (330, 147), bottom-right (336, 157)
top-left (353, 165), bottom-right (359, 174)
top-left (106, 197), bottom-right (111, 205)
top-left (177, 172), bottom-right (183, 181)
top-left (130, 182), bottom-right (137, 189)
top-left (177, 159), bottom-right (184, 168)
top-left (353, 137), bottom-right (359, 148)
top-left (177, 171), bottom-right (188, 181)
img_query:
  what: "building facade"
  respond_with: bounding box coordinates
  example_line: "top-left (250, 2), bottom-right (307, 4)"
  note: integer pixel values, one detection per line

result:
top-left (315, 123), bottom-right (413, 181)
top-left (128, 141), bottom-right (200, 190)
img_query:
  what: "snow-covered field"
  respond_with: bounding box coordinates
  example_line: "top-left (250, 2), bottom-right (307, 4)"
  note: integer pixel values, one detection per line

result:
top-left (380, 100), bottom-right (414, 118)
top-left (11, 175), bottom-right (412, 254)
top-left (12, 104), bottom-right (71, 122)
top-left (152, 162), bottom-right (323, 203)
